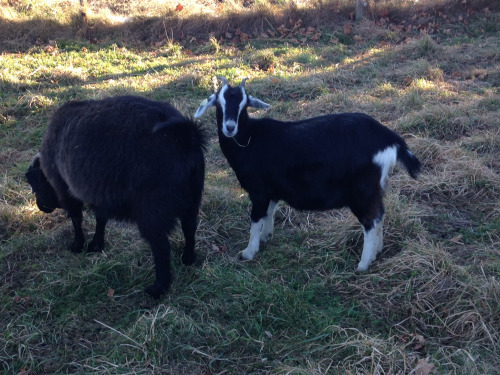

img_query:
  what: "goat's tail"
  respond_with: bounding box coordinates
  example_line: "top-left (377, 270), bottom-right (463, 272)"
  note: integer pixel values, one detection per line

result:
top-left (397, 145), bottom-right (421, 179)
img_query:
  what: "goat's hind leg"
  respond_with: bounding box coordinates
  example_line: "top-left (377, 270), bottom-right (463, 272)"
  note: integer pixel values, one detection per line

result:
top-left (180, 213), bottom-right (197, 266)
top-left (241, 197), bottom-right (269, 260)
top-left (351, 194), bottom-right (385, 272)
top-left (87, 210), bottom-right (107, 252)
top-left (357, 215), bottom-right (384, 272)
top-left (260, 201), bottom-right (278, 243)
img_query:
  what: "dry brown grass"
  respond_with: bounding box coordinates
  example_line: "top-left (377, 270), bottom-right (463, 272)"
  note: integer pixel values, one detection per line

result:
top-left (1, 0), bottom-right (499, 374)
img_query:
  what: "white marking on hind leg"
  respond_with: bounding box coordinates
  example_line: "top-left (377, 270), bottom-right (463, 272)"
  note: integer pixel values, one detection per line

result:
top-left (261, 201), bottom-right (278, 243)
top-left (241, 219), bottom-right (264, 260)
top-left (373, 145), bottom-right (397, 190)
top-left (357, 219), bottom-right (384, 272)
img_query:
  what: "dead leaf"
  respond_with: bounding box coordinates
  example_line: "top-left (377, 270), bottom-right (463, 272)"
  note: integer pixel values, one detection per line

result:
top-left (107, 288), bottom-right (115, 298)
top-left (271, 78), bottom-right (281, 84)
top-left (175, 3), bottom-right (183, 11)
top-left (449, 234), bottom-right (463, 243)
top-left (310, 32), bottom-right (321, 41)
top-left (343, 22), bottom-right (352, 35)
top-left (14, 295), bottom-right (22, 304)
top-left (354, 35), bottom-right (363, 42)
top-left (404, 77), bottom-right (413, 86)
top-left (415, 357), bottom-right (435, 375)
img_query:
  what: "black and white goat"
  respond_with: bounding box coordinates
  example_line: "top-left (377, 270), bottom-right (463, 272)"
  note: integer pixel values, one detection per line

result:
top-left (26, 95), bottom-right (206, 298)
top-left (195, 78), bottom-right (421, 271)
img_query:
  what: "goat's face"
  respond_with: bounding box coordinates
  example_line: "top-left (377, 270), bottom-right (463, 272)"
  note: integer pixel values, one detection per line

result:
top-left (25, 154), bottom-right (60, 213)
top-left (194, 78), bottom-right (270, 138)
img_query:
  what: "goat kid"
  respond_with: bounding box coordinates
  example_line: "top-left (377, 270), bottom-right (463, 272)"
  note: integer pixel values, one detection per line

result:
top-left (195, 78), bottom-right (421, 271)
top-left (26, 96), bottom-right (206, 298)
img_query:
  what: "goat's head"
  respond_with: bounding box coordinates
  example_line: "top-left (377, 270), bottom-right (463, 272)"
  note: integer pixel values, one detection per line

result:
top-left (194, 77), bottom-right (270, 138)
top-left (25, 153), bottom-right (60, 213)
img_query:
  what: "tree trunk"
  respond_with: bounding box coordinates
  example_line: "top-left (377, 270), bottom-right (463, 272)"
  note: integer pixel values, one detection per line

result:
top-left (355, 0), bottom-right (364, 21)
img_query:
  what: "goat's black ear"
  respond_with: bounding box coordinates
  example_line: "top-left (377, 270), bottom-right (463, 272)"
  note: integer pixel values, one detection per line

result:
top-left (194, 94), bottom-right (217, 119)
top-left (248, 95), bottom-right (270, 110)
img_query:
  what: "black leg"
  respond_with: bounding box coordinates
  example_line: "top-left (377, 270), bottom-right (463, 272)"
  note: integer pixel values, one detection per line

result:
top-left (66, 200), bottom-right (85, 253)
top-left (139, 224), bottom-right (172, 299)
top-left (180, 215), bottom-right (197, 266)
top-left (88, 215), bottom-right (107, 252)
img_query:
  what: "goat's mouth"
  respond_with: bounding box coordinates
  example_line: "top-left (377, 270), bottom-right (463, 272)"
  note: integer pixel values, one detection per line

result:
top-left (223, 130), bottom-right (236, 138)
top-left (222, 121), bottom-right (237, 138)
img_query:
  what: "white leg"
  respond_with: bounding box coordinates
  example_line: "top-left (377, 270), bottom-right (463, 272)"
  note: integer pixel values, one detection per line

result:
top-left (375, 215), bottom-right (384, 255)
top-left (241, 219), bottom-right (264, 260)
top-left (261, 201), bottom-right (278, 243)
top-left (357, 219), bottom-right (383, 272)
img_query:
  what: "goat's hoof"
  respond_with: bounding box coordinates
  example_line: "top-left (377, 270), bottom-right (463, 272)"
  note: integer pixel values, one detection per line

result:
top-left (260, 233), bottom-right (272, 243)
top-left (240, 249), bottom-right (255, 261)
top-left (87, 240), bottom-right (104, 253)
top-left (145, 283), bottom-right (169, 299)
top-left (70, 241), bottom-right (84, 253)
top-left (181, 252), bottom-right (196, 266)
top-left (356, 263), bottom-right (369, 272)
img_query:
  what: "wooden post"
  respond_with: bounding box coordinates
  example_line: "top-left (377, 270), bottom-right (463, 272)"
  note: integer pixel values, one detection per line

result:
top-left (355, 0), bottom-right (364, 21)
top-left (80, 0), bottom-right (88, 24)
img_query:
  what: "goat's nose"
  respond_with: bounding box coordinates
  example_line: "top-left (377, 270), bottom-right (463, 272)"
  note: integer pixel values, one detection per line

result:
top-left (226, 124), bottom-right (235, 133)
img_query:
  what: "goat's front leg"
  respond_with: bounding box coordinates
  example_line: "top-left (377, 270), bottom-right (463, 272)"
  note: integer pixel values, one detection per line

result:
top-left (65, 199), bottom-right (85, 253)
top-left (241, 197), bottom-right (269, 260)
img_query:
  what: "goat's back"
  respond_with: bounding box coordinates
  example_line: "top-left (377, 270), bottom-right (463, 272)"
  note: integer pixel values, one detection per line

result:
top-left (40, 96), bottom-right (206, 218)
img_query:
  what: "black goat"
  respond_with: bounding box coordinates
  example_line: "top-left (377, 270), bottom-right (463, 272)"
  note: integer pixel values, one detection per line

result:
top-left (195, 78), bottom-right (421, 271)
top-left (26, 95), bottom-right (206, 298)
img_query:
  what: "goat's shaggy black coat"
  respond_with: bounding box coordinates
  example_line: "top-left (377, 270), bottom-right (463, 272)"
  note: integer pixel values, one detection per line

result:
top-left (26, 96), bottom-right (206, 298)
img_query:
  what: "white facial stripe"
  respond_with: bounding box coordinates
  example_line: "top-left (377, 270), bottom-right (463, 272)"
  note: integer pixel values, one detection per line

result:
top-left (238, 88), bottom-right (247, 125)
top-left (218, 85), bottom-right (247, 137)
top-left (218, 84), bottom-right (228, 121)
top-left (373, 145), bottom-right (398, 189)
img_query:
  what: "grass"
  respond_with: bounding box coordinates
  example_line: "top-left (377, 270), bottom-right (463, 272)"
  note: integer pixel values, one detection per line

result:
top-left (1, 0), bottom-right (499, 374)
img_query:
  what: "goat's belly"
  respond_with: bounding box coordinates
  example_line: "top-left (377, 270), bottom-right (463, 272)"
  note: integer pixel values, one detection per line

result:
top-left (282, 191), bottom-right (345, 211)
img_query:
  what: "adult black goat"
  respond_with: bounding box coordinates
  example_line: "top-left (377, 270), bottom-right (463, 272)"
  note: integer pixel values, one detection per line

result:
top-left (195, 78), bottom-right (421, 271)
top-left (26, 95), bottom-right (206, 298)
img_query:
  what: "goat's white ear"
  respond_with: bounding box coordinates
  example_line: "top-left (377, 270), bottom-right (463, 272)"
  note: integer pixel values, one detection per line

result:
top-left (194, 94), bottom-right (217, 118)
top-left (248, 95), bottom-right (271, 110)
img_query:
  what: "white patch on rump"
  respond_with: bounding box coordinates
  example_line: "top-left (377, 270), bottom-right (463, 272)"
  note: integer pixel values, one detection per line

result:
top-left (372, 145), bottom-right (398, 190)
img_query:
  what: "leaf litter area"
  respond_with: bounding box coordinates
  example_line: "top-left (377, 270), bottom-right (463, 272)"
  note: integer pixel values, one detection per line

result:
top-left (1, 1), bottom-right (500, 374)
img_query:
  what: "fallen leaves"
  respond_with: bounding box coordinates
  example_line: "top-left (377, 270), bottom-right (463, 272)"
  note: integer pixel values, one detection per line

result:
top-left (211, 244), bottom-right (227, 254)
top-left (415, 357), bottom-right (435, 375)
top-left (343, 22), bottom-right (353, 35)
top-left (175, 3), bottom-right (183, 12)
